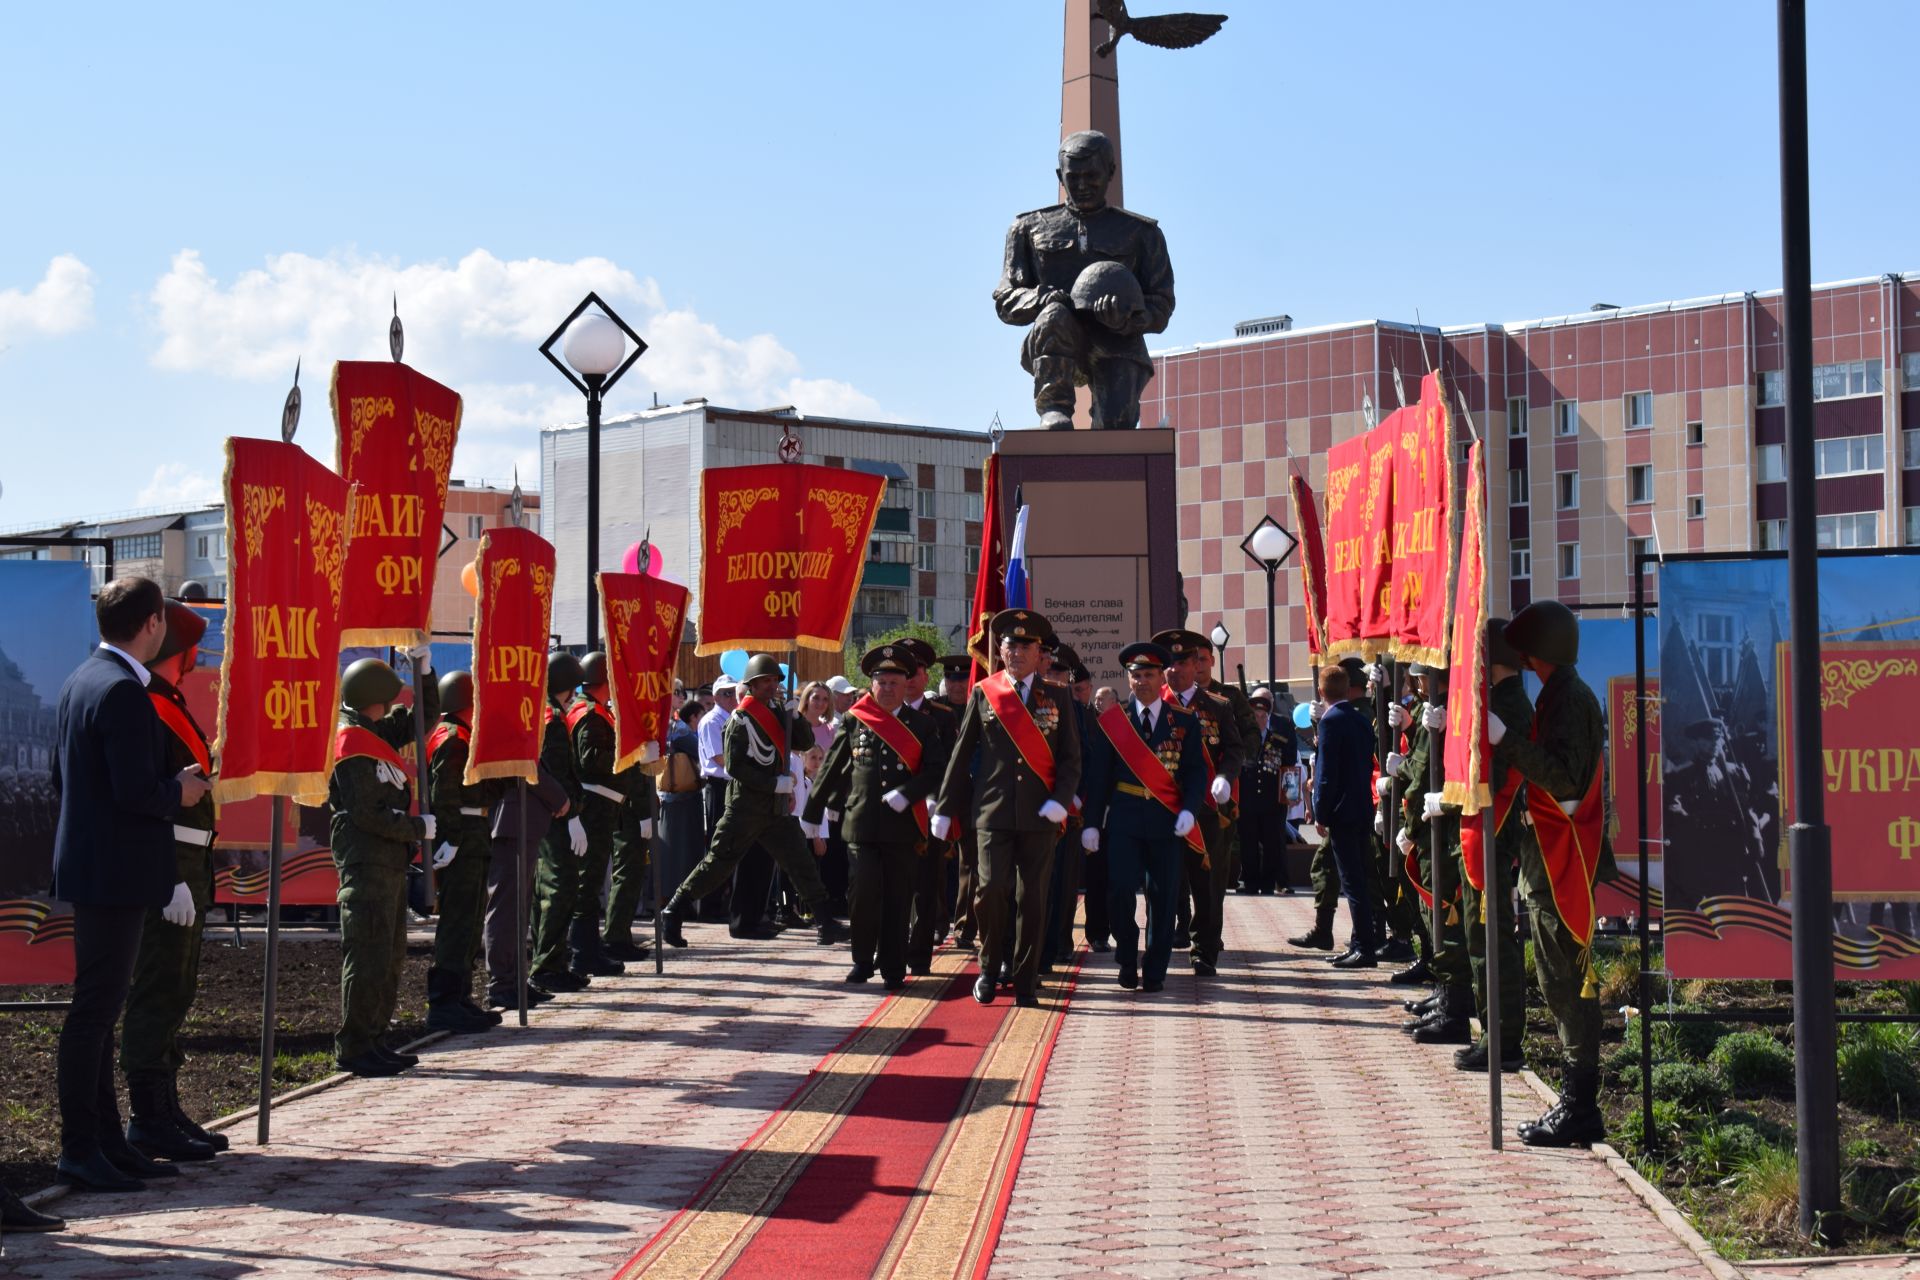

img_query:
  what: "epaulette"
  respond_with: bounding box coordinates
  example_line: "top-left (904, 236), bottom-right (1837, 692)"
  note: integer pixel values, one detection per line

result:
top-left (1015, 203), bottom-right (1067, 220)
top-left (1107, 205), bottom-right (1159, 226)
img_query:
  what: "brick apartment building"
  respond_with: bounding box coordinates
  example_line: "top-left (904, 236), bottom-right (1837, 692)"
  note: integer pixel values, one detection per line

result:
top-left (1148, 271), bottom-right (1920, 693)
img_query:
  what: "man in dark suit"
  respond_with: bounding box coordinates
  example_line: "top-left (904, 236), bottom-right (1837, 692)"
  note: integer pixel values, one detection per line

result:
top-left (50, 577), bottom-right (212, 1191)
top-left (1312, 664), bottom-right (1379, 968)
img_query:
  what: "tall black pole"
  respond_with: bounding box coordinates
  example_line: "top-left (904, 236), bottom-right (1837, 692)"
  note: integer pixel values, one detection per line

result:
top-left (1778, 0), bottom-right (1838, 1237)
top-left (516, 779), bottom-right (530, 1027)
top-left (585, 374), bottom-right (605, 652)
top-left (256, 796), bottom-right (285, 1145)
top-left (1264, 565), bottom-right (1278, 697)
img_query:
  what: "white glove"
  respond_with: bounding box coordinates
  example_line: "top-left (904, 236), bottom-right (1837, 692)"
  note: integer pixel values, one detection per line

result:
top-left (1373, 810), bottom-right (1386, 838)
top-left (1038, 799), bottom-right (1068, 825)
top-left (640, 741), bottom-right (660, 764)
top-left (1373, 776), bottom-right (1393, 800)
top-left (1487, 711), bottom-right (1507, 746)
top-left (1081, 827), bottom-right (1101, 853)
top-left (930, 813), bottom-right (953, 841)
top-left (162, 881), bottom-right (195, 928)
top-left (1423, 704), bottom-right (1446, 730)
top-left (883, 789), bottom-right (910, 813)
top-left (418, 814), bottom-right (438, 842)
top-left (406, 643), bottom-right (433, 671)
top-left (1173, 810), bottom-right (1196, 838)
top-left (567, 816), bottom-right (587, 856)
top-left (1309, 700), bottom-right (1326, 723)
top-left (1385, 751), bottom-right (1406, 776)
top-left (1423, 791), bottom-right (1444, 819)
top-left (1388, 704), bottom-right (1411, 730)
top-left (1210, 776), bottom-right (1233, 805)
top-left (1560, 797), bottom-right (1580, 816)
top-left (1397, 829), bottom-right (1415, 857)
top-left (639, 819), bottom-right (654, 838)
top-left (774, 775), bottom-right (795, 795)
top-left (825, 809), bottom-right (841, 824)
top-left (1367, 662), bottom-right (1386, 688)
top-left (432, 841), bottom-right (457, 870)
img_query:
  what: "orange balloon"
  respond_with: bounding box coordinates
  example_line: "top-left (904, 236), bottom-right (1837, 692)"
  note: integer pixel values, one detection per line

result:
top-left (460, 560), bottom-right (479, 597)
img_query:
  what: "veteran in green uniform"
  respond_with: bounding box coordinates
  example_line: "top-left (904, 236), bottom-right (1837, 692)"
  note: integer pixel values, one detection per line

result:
top-left (1155, 629), bottom-right (1244, 976)
top-left (560, 652), bottom-right (626, 977)
top-left (328, 651), bottom-right (438, 1076)
top-left (603, 761), bottom-right (658, 961)
top-left (896, 638), bottom-right (960, 974)
top-left (424, 671), bottom-right (505, 1034)
top-left (531, 652), bottom-right (592, 992)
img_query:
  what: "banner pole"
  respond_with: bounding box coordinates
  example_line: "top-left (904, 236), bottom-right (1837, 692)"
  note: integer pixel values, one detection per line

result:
top-left (1484, 801), bottom-right (1501, 1149)
top-left (255, 796), bottom-right (285, 1146)
top-left (412, 650), bottom-right (436, 914)
top-left (516, 779), bottom-right (529, 1027)
top-left (653, 789), bottom-right (665, 975)
top-left (1376, 655), bottom-right (1396, 953)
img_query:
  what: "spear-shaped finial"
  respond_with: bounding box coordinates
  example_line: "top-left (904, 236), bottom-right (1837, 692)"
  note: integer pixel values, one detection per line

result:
top-left (389, 293), bottom-right (404, 363)
top-left (281, 358), bottom-right (302, 442)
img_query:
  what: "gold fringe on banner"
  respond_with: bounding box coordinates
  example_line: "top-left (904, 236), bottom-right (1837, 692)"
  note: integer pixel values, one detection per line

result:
top-left (339, 627), bottom-right (429, 649)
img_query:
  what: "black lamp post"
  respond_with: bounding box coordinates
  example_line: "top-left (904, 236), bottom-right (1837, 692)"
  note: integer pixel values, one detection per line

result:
top-left (541, 293), bottom-right (648, 650)
top-left (1208, 621), bottom-right (1231, 683)
top-left (1239, 514), bottom-right (1298, 701)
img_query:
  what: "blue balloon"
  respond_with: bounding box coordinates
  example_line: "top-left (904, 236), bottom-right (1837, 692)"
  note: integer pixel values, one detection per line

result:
top-left (779, 662), bottom-right (792, 685)
top-left (719, 649), bottom-right (749, 681)
top-left (1292, 702), bottom-right (1314, 730)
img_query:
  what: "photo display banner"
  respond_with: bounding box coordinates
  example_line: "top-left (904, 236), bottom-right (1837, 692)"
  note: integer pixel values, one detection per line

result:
top-left (331, 360), bottom-right (462, 648)
top-left (0, 560), bottom-right (94, 984)
top-left (599, 571), bottom-right (689, 773)
top-left (1603, 669), bottom-right (1662, 919)
top-left (697, 463), bottom-right (886, 655)
top-left (466, 527), bottom-right (554, 785)
top-left (215, 438), bottom-right (354, 808)
top-left (1661, 554), bottom-right (1920, 978)
top-left (1442, 439), bottom-right (1488, 820)
top-left (1288, 471), bottom-right (1328, 656)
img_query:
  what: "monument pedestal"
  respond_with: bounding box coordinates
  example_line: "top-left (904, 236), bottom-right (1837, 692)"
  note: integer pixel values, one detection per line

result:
top-left (997, 428), bottom-right (1180, 690)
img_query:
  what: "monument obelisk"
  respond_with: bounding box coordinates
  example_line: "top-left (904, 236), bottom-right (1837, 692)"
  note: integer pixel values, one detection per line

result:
top-left (1061, 0), bottom-right (1124, 208)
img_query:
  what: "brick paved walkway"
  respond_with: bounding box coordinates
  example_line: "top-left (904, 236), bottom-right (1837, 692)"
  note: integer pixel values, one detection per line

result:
top-left (2, 899), bottom-right (1728, 1279)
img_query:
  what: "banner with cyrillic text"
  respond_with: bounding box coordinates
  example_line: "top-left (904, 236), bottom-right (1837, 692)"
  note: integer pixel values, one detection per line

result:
top-left (465, 527), bottom-right (554, 786)
top-left (600, 572), bottom-right (689, 774)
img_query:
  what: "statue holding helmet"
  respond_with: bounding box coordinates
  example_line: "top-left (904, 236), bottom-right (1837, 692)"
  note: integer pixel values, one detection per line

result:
top-left (993, 129), bottom-right (1176, 430)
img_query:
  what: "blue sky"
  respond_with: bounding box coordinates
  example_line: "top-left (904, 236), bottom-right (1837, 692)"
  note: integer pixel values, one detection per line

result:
top-left (1, 2), bottom-right (1913, 529)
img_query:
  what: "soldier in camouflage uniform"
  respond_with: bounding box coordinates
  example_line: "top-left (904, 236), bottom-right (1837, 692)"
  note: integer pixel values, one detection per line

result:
top-left (328, 651), bottom-right (438, 1076)
top-left (603, 761), bottom-right (658, 961)
top-left (1455, 620), bottom-right (1529, 1073)
top-left (558, 653), bottom-right (625, 977)
top-left (530, 652), bottom-right (592, 991)
top-left (1390, 663), bottom-right (1472, 1046)
top-left (424, 671), bottom-right (505, 1034)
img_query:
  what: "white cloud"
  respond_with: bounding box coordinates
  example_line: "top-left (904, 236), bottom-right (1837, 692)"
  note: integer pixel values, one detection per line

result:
top-left (0, 255), bottom-right (94, 343)
top-left (136, 462), bottom-right (220, 508)
top-left (146, 248), bottom-right (883, 472)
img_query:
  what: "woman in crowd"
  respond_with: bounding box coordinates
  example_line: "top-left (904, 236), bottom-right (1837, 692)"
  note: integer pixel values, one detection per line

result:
top-left (796, 680), bottom-right (838, 751)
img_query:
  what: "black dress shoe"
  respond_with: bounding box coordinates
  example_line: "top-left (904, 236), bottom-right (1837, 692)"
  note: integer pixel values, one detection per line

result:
top-left (1015, 991), bottom-right (1040, 1008)
top-left (1412, 1017), bottom-right (1473, 1046)
top-left (1327, 946), bottom-right (1362, 965)
top-left (1192, 958), bottom-right (1217, 977)
top-left (1171, 927), bottom-right (1191, 951)
top-left (1, 1185), bottom-right (66, 1230)
top-left (1288, 928), bottom-right (1334, 950)
top-left (56, 1150), bottom-right (144, 1193)
top-left (1378, 937), bottom-right (1416, 963)
top-left (534, 968), bottom-right (589, 992)
top-left (1330, 949), bottom-right (1378, 969)
top-left (816, 919), bottom-right (849, 945)
top-left (1118, 959), bottom-right (1138, 989)
top-left (909, 961), bottom-right (932, 976)
top-left (339, 1050), bottom-right (403, 1077)
top-left (126, 1116), bottom-right (216, 1163)
top-left (1142, 979), bottom-right (1165, 992)
top-left (845, 964), bottom-right (875, 983)
top-left (1388, 959), bottom-right (1433, 986)
top-left (1089, 938), bottom-right (1112, 953)
top-left (461, 998), bottom-right (506, 1026)
top-left (1454, 1040), bottom-right (1524, 1073)
top-left (658, 906), bottom-right (689, 947)
top-left (883, 975), bottom-right (908, 992)
top-left (1403, 992), bottom-right (1440, 1015)
top-left (730, 924), bottom-right (781, 941)
top-left (102, 1139), bottom-right (178, 1178)
top-left (427, 1002), bottom-right (495, 1034)
top-left (374, 1044), bottom-right (420, 1069)
top-left (972, 975), bottom-right (995, 1005)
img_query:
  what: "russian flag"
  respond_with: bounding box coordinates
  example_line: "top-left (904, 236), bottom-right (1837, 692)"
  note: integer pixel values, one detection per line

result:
top-left (1003, 503), bottom-right (1030, 609)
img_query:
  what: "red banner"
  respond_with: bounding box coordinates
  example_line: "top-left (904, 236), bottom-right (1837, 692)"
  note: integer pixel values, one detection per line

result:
top-left (466, 527), bottom-right (555, 785)
top-left (1288, 471), bottom-right (1327, 657)
top-left (214, 438), bottom-right (354, 807)
top-left (331, 360), bottom-right (462, 647)
top-left (1442, 438), bottom-right (1489, 818)
top-left (1391, 373), bottom-right (1453, 664)
top-left (600, 572), bottom-right (689, 773)
top-left (968, 453), bottom-right (1006, 685)
top-left (697, 463), bottom-right (886, 654)
top-left (1321, 432), bottom-right (1369, 659)
top-left (1357, 413), bottom-right (1399, 651)
top-left (1599, 674), bottom-right (1664, 917)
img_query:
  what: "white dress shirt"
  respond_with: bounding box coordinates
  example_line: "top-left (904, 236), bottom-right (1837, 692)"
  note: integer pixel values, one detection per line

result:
top-left (99, 642), bottom-right (152, 687)
top-left (1131, 696), bottom-right (1162, 735)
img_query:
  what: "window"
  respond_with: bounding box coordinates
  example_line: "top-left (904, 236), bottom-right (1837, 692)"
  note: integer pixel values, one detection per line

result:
top-left (1816, 511), bottom-right (1879, 549)
top-left (1687, 496), bottom-right (1705, 520)
top-left (1697, 612), bottom-right (1735, 686)
top-left (867, 538), bottom-right (911, 564)
top-left (1814, 434), bottom-right (1883, 478)
top-left (964, 492), bottom-right (984, 522)
top-left (1510, 540), bottom-right (1531, 579)
top-left (1507, 468), bottom-right (1528, 506)
top-left (1757, 519), bottom-right (1787, 550)
top-left (1627, 465), bottom-right (1653, 504)
top-left (915, 488), bottom-right (937, 518)
top-left (1626, 391), bottom-right (1654, 430)
top-left (1907, 429), bottom-right (1920, 470)
top-left (1456, 438), bottom-right (1473, 464)
top-left (1555, 470), bottom-right (1579, 511)
top-left (113, 533), bottom-right (161, 561)
top-left (1556, 542), bottom-right (1581, 580)
top-left (1905, 352), bottom-right (1920, 391)
top-left (1813, 359), bottom-right (1882, 401)
top-left (1554, 400), bottom-right (1579, 437)
top-left (914, 543), bottom-right (937, 571)
top-left (916, 597), bottom-right (937, 623)
top-left (194, 534), bottom-right (209, 558)
top-left (879, 484), bottom-right (911, 511)
top-left (856, 588), bottom-right (906, 616)
top-left (964, 543), bottom-right (979, 571)
top-left (1627, 536), bottom-right (1654, 572)
top-left (1906, 508), bottom-right (1920, 547)
top-left (214, 533), bottom-right (225, 560)
top-left (1758, 444), bottom-right (1786, 483)
top-left (468, 515), bottom-right (485, 538)
top-left (1759, 370), bottom-right (1784, 407)
top-left (1507, 397), bottom-right (1528, 438)
top-left (1686, 420), bottom-right (1705, 447)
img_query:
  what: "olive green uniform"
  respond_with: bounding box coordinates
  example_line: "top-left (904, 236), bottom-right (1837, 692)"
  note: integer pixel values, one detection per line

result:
top-left (1496, 663), bottom-right (1605, 1072)
top-left (672, 702), bottom-right (833, 912)
top-left (327, 689), bottom-right (434, 1063)
top-left (1397, 703), bottom-right (1468, 988)
top-left (426, 714), bottom-right (504, 1009)
top-left (1173, 683), bottom-right (1244, 965)
top-left (530, 694), bottom-right (584, 980)
top-left (564, 694), bottom-right (621, 967)
top-left (1207, 679), bottom-right (1260, 892)
top-left (905, 697), bottom-right (960, 968)
top-left (120, 672), bottom-right (215, 1080)
top-left (1462, 674), bottom-right (1531, 1054)
top-left (603, 764), bottom-right (659, 952)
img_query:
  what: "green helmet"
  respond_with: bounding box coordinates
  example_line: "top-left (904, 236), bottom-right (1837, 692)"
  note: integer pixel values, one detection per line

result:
top-left (1504, 600), bottom-right (1579, 666)
top-left (341, 658), bottom-right (404, 712)
top-left (438, 671), bottom-right (474, 716)
top-left (1483, 618), bottom-right (1523, 671)
top-left (547, 651), bottom-right (584, 697)
top-left (581, 651), bottom-right (609, 688)
top-left (743, 653), bottom-right (783, 684)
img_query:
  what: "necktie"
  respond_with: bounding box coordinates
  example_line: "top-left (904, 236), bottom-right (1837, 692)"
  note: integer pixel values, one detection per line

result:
top-left (1138, 705), bottom-right (1152, 737)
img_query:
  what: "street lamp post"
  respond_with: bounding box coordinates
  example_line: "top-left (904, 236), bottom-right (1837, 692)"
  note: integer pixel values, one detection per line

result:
top-left (541, 293), bottom-right (649, 651)
top-left (1209, 622), bottom-right (1232, 686)
top-left (1240, 514), bottom-right (1299, 704)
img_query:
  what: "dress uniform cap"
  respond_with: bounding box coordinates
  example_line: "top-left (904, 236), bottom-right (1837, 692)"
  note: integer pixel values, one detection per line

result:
top-left (1338, 656), bottom-right (1368, 681)
top-left (743, 653), bottom-right (784, 684)
top-left (860, 644), bottom-right (915, 677)
top-left (153, 601), bottom-right (208, 664)
top-left (580, 651), bottom-right (609, 688)
top-left (1407, 661), bottom-right (1444, 678)
top-left (341, 658), bottom-right (404, 711)
top-left (1119, 641), bottom-right (1174, 670)
top-left (438, 671), bottom-right (474, 716)
top-left (1247, 686), bottom-right (1274, 707)
top-left (1149, 628), bottom-right (1210, 657)
top-left (547, 651), bottom-right (584, 696)
top-left (894, 637), bottom-right (936, 670)
top-left (935, 654), bottom-right (972, 678)
top-left (1503, 600), bottom-right (1580, 666)
top-left (1685, 717), bottom-right (1728, 741)
top-left (991, 608), bottom-right (1055, 645)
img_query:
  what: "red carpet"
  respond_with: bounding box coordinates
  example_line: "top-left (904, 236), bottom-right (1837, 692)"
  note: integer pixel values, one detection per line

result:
top-left (614, 946), bottom-right (1080, 1280)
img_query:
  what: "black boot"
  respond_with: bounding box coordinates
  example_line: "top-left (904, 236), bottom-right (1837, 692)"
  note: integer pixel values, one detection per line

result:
top-left (1403, 990), bottom-right (1440, 1015)
top-left (1378, 936), bottom-right (1416, 963)
top-left (659, 895), bottom-right (690, 947)
top-left (569, 917), bottom-right (625, 976)
top-left (1522, 1068), bottom-right (1606, 1147)
top-left (125, 1073), bottom-right (215, 1163)
top-left (426, 969), bottom-right (495, 1033)
top-left (1288, 910), bottom-right (1336, 951)
top-left (1388, 957), bottom-right (1432, 986)
top-left (165, 1073), bottom-right (228, 1153)
top-left (1412, 986), bottom-right (1473, 1045)
top-left (605, 928), bottom-right (652, 962)
top-left (1, 1184), bottom-right (66, 1230)
top-left (1454, 1038), bottom-right (1524, 1073)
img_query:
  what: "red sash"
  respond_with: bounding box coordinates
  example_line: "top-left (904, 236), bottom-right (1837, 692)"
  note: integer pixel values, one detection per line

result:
top-left (846, 694), bottom-right (930, 837)
top-left (737, 695), bottom-right (785, 751)
top-left (150, 690), bottom-right (211, 776)
top-left (1527, 745), bottom-right (1605, 947)
top-left (1096, 703), bottom-right (1208, 859)
top-left (980, 671), bottom-right (1057, 792)
top-left (1460, 770), bottom-right (1522, 892)
top-left (426, 718), bottom-right (470, 761)
top-left (564, 699), bottom-right (615, 735)
top-left (332, 725), bottom-right (415, 778)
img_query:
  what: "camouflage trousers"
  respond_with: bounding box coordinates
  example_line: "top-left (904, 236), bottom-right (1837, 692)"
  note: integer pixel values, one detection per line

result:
top-left (335, 856), bottom-right (409, 1062)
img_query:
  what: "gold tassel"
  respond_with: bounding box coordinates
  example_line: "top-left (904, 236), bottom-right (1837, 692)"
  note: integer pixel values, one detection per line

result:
top-left (1579, 944), bottom-right (1599, 1000)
